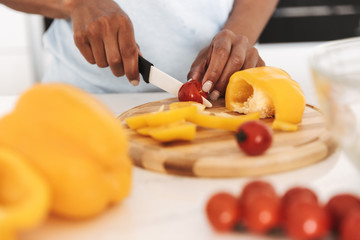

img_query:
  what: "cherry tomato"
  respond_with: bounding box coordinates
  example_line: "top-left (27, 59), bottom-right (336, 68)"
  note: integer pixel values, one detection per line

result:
top-left (235, 121), bottom-right (273, 156)
top-left (281, 187), bottom-right (318, 212)
top-left (284, 201), bottom-right (331, 240)
top-left (326, 193), bottom-right (360, 230)
top-left (241, 180), bottom-right (276, 202)
top-left (240, 180), bottom-right (280, 233)
top-left (340, 209), bottom-right (360, 240)
top-left (189, 79), bottom-right (202, 90)
top-left (242, 193), bottom-right (281, 233)
top-left (178, 81), bottom-right (203, 104)
top-left (205, 192), bottom-right (240, 232)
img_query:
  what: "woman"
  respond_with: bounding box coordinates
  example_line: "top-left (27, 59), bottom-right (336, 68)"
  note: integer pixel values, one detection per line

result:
top-left (1, 0), bottom-right (278, 100)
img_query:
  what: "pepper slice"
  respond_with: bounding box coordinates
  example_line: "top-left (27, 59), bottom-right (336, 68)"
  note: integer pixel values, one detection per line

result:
top-left (148, 122), bottom-right (197, 142)
top-left (126, 105), bottom-right (197, 129)
top-left (0, 148), bottom-right (50, 240)
top-left (187, 112), bottom-right (260, 131)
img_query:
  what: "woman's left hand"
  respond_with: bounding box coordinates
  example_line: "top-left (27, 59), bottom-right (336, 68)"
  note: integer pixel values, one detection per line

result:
top-left (187, 29), bottom-right (265, 100)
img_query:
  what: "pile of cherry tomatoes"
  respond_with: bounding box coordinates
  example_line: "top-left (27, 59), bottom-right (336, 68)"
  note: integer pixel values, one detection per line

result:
top-left (205, 180), bottom-right (360, 239)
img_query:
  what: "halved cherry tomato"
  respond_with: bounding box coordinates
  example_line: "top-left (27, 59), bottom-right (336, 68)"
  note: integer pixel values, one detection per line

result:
top-left (326, 193), bottom-right (360, 230)
top-left (188, 79), bottom-right (208, 99)
top-left (284, 201), bottom-right (331, 240)
top-left (178, 81), bottom-right (203, 104)
top-left (235, 121), bottom-right (273, 156)
top-left (205, 192), bottom-right (240, 232)
top-left (340, 209), bottom-right (360, 240)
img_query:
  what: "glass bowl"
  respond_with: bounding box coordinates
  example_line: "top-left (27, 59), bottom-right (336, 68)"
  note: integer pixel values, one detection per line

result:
top-left (309, 37), bottom-right (360, 170)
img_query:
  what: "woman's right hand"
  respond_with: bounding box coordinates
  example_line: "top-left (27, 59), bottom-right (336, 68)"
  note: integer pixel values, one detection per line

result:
top-left (68, 0), bottom-right (140, 85)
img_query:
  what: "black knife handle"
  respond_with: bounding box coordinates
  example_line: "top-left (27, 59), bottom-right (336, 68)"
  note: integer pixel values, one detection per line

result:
top-left (138, 54), bottom-right (153, 83)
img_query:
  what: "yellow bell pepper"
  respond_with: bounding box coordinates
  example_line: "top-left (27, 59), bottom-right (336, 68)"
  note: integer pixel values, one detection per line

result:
top-left (0, 83), bottom-right (132, 219)
top-left (187, 112), bottom-right (260, 131)
top-left (225, 66), bottom-right (305, 131)
top-left (0, 148), bottom-right (50, 240)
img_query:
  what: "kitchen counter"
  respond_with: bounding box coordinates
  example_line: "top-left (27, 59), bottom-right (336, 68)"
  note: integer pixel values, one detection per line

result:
top-left (0, 42), bottom-right (358, 240)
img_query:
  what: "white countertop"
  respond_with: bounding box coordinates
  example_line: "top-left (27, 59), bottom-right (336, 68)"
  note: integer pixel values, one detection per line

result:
top-left (0, 42), bottom-right (357, 240)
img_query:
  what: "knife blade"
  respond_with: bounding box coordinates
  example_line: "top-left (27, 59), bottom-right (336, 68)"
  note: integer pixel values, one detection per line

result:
top-left (138, 55), bottom-right (212, 107)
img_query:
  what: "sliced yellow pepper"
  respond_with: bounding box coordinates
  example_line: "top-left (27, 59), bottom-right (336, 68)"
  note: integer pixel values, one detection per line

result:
top-left (144, 105), bottom-right (197, 127)
top-left (148, 122), bottom-right (197, 142)
top-left (169, 101), bottom-right (206, 112)
top-left (225, 66), bottom-right (306, 131)
top-left (137, 120), bottom-right (186, 136)
top-left (125, 105), bottom-right (197, 129)
top-left (188, 112), bottom-right (260, 131)
top-left (125, 114), bottom-right (149, 130)
top-left (0, 148), bottom-right (50, 240)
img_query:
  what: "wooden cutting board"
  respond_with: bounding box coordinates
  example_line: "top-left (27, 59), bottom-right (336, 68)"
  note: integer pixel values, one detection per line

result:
top-left (117, 98), bottom-right (335, 178)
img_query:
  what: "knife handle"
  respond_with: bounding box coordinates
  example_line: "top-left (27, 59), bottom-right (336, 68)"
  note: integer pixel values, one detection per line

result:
top-left (138, 55), bottom-right (153, 83)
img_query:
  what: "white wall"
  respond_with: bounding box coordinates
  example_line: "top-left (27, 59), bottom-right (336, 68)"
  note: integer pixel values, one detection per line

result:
top-left (0, 5), bottom-right (45, 95)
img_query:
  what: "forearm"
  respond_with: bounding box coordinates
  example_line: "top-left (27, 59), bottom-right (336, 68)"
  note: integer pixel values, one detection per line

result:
top-left (223, 0), bottom-right (279, 44)
top-left (0, 0), bottom-right (80, 18)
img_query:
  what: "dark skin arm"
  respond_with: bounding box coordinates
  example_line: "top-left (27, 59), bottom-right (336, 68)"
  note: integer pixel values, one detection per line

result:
top-left (0, 0), bottom-right (140, 85)
top-left (188, 0), bottom-right (279, 100)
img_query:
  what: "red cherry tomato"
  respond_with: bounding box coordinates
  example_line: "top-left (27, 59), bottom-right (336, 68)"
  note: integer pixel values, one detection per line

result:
top-left (205, 192), bottom-right (240, 232)
top-left (326, 193), bottom-right (360, 230)
top-left (178, 81), bottom-right (203, 104)
top-left (189, 79), bottom-right (202, 90)
top-left (241, 180), bottom-right (276, 201)
top-left (240, 180), bottom-right (280, 233)
top-left (340, 209), bottom-right (360, 240)
top-left (242, 193), bottom-right (281, 233)
top-left (284, 201), bottom-right (331, 240)
top-left (281, 187), bottom-right (318, 212)
top-left (235, 121), bottom-right (273, 156)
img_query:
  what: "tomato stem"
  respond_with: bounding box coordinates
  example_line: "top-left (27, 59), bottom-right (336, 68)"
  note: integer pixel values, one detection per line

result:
top-left (236, 131), bottom-right (247, 143)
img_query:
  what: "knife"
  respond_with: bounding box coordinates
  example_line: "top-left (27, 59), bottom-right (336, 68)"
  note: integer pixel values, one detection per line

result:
top-left (138, 55), bottom-right (212, 107)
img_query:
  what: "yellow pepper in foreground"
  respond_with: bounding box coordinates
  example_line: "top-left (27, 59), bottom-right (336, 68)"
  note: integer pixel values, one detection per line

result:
top-left (0, 83), bottom-right (132, 219)
top-left (225, 66), bottom-right (306, 131)
top-left (0, 148), bottom-right (50, 240)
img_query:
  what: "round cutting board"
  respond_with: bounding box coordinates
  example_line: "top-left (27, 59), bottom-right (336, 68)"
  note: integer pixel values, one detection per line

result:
top-left (118, 98), bottom-right (335, 178)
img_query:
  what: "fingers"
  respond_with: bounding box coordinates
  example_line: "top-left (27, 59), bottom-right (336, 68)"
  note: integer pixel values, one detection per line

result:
top-left (72, 6), bottom-right (139, 83)
top-left (203, 33), bottom-right (265, 101)
top-left (201, 31), bottom-right (232, 93)
top-left (187, 47), bottom-right (209, 82)
top-left (103, 31), bottom-right (124, 77)
top-left (117, 16), bottom-right (139, 85)
top-left (209, 37), bottom-right (248, 99)
top-left (74, 32), bottom-right (96, 64)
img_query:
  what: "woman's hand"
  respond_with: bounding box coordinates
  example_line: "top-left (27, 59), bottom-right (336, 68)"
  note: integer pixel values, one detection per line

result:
top-left (188, 29), bottom-right (265, 100)
top-left (69, 0), bottom-right (140, 85)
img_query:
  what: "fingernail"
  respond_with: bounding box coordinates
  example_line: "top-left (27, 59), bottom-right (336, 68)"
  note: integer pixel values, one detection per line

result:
top-left (209, 90), bottom-right (220, 101)
top-left (202, 81), bottom-right (212, 92)
top-left (130, 80), bottom-right (139, 86)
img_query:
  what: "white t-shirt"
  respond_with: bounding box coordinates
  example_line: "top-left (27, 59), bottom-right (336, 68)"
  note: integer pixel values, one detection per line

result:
top-left (42, 0), bottom-right (234, 93)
